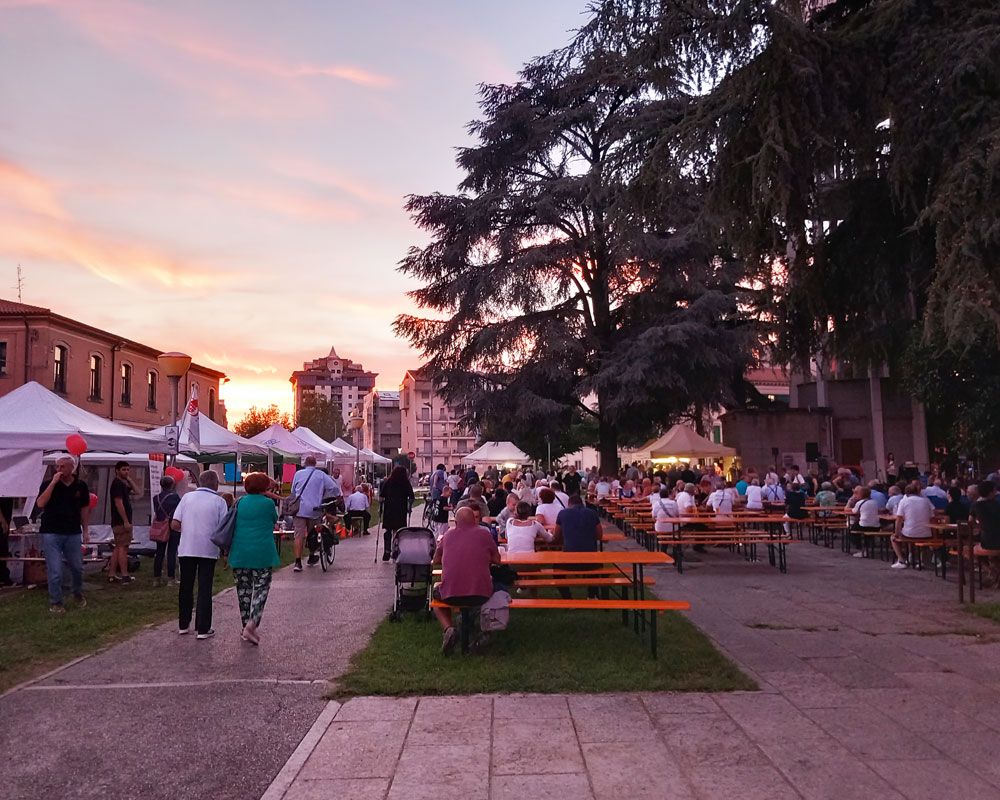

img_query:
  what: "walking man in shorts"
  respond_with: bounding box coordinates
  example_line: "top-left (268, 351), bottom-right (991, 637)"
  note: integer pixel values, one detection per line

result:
top-left (290, 457), bottom-right (335, 572)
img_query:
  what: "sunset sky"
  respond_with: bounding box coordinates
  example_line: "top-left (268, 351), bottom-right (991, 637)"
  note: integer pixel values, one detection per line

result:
top-left (0, 0), bottom-right (585, 422)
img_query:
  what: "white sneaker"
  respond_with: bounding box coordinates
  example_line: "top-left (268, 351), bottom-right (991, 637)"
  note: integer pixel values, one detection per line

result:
top-left (196, 629), bottom-right (216, 639)
top-left (178, 627), bottom-right (192, 635)
top-left (853, 551), bottom-right (865, 558)
top-left (890, 561), bottom-right (907, 569)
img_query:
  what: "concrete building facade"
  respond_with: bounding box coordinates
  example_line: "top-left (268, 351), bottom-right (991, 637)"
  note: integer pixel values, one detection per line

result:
top-left (399, 368), bottom-right (473, 475)
top-left (289, 345), bottom-right (376, 425)
top-left (362, 389), bottom-right (402, 459)
top-left (0, 299), bottom-right (225, 430)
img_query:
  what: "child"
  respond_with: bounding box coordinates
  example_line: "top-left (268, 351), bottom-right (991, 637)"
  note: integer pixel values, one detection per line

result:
top-left (430, 485), bottom-right (451, 539)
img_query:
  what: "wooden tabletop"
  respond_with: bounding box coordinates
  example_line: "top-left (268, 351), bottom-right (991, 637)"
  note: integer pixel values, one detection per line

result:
top-left (501, 550), bottom-right (674, 565)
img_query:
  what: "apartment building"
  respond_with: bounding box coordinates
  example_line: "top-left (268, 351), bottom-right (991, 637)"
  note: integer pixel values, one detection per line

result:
top-left (0, 299), bottom-right (225, 430)
top-left (399, 368), bottom-right (473, 474)
top-left (289, 345), bottom-right (376, 425)
top-left (362, 389), bottom-right (402, 458)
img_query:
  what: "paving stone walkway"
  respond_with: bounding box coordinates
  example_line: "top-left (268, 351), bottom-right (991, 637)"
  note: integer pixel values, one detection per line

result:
top-left (266, 534), bottom-right (1000, 800)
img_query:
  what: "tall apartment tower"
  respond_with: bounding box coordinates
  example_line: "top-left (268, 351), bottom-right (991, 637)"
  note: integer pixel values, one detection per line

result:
top-left (399, 368), bottom-right (473, 475)
top-left (289, 346), bottom-right (376, 425)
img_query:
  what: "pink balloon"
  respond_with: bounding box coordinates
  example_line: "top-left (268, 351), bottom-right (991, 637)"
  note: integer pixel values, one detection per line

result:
top-left (66, 434), bottom-right (87, 456)
top-left (88, 493), bottom-right (98, 508)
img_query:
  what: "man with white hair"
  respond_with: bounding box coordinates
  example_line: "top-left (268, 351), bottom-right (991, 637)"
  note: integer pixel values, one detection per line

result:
top-left (35, 455), bottom-right (90, 612)
top-left (171, 470), bottom-right (227, 638)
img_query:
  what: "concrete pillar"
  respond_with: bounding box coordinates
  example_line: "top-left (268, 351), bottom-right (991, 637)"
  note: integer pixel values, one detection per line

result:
top-left (911, 400), bottom-right (929, 472)
top-left (868, 368), bottom-right (886, 482)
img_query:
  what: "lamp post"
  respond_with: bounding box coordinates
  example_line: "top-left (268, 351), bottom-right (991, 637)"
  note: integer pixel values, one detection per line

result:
top-left (157, 351), bottom-right (191, 466)
top-left (348, 410), bottom-right (364, 486)
top-left (423, 401), bottom-right (433, 479)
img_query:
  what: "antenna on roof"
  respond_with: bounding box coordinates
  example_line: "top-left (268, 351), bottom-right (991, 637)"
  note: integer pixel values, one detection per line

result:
top-left (16, 264), bottom-right (24, 302)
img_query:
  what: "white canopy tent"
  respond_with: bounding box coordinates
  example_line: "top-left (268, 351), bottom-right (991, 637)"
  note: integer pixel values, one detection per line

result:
top-left (149, 414), bottom-right (269, 460)
top-left (249, 424), bottom-right (324, 461)
top-left (647, 425), bottom-right (737, 461)
top-left (463, 441), bottom-right (532, 466)
top-left (0, 381), bottom-right (170, 453)
top-left (292, 427), bottom-right (352, 463)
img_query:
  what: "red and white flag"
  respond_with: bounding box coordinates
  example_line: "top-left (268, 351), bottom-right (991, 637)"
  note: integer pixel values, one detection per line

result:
top-left (184, 386), bottom-right (200, 452)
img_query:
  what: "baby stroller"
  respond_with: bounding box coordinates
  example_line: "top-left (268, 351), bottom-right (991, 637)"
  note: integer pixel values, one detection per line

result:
top-left (389, 526), bottom-right (436, 622)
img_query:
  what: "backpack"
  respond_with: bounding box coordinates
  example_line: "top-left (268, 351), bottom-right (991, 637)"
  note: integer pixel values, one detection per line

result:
top-left (480, 590), bottom-right (511, 632)
top-left (210, 499), bottom-right (240, 552)
top-left (148, 494), bottom-right (171, 543)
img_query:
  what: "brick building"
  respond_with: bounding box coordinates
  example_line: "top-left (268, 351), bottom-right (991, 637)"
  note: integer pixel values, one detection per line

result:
top-left (399, 368), bottom-right (473, 475)
top-left (0, 299), bottom-right (225, 430)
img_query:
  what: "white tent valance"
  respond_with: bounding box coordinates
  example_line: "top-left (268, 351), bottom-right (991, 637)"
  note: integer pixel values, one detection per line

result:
top-left (463, 441), bottom-right (532, 465)
top-left (0, 382), bottom-right (169, 453)
top-left (249, 424), bottom-right (324, 460)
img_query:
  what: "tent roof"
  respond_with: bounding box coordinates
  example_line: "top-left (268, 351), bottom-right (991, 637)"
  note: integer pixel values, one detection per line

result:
top-left (292, 427), bottom-right (351, 460)
top-left (0, 381), bottom-right (169, 453)
top-left (647, 425), bottom-right (736, 460)
top-left (249, 424), bottom-right (323, 458)
top-left (463, 441), bottom-right (532, 464)
top-left (150, 414), bottom-right (268, 458)
top-left (329, 437), bottom-right (392, 464)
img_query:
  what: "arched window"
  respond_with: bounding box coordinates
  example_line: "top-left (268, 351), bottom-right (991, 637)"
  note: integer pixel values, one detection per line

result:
top-left (208, 387), bottom-right (216, 421)
top-left (89, 354), bottom-right (102, 400)
top-left (120, 363), bottom-right (132, 405)
top-left (147, 370), bottom-right (158, 410)
top-left (53, 345), bottom-right (67, 393)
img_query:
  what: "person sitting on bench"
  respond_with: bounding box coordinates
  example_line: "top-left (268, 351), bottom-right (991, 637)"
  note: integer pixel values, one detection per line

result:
top-left (431, 507), bottom-right (500, 655)
top-left (551, 494), bottom-right (604, 598)
top-left (344, 484), bottom-right (371, 535)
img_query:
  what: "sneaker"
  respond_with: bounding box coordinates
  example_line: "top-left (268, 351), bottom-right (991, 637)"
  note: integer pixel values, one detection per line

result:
top-left (49, 604), bottom-right (66, 614)
top-left (178, 627), bottom-right (192, 635)
top-left (122, 575), bottom-right (135, 583)
top-left (441, 626), bottom-right (458, 656)
top-left (196, 629), bottom-right (216, 640)
top-left (293, 560), bottom-right (303, 572)
top-left (153, 577), bottom-right (165, 588)
top-left (108, 576), bottom-right (121, 584)
top-left (74, 595), bottom-right (87, 608)
top-left (382, 552), bottom-right (390, 562)
top-left (167, 579), bottom-right (179, 587)
top-left (306, 554), bottom-right (319, 566)
top-left (853, 551), bottom-right (865, 558)
top-left (890, 561), bottom-right (907, 569)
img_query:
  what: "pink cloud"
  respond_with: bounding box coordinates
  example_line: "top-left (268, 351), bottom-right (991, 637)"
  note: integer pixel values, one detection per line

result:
top-left (0, 157), bottom-right (226, 289)
top-left (265, 155), bottom-right (400, 209)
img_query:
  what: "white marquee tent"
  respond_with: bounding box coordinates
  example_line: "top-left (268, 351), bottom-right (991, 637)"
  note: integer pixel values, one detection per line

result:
top-left (330, 437), bottom-right (392, 466)
top-left (150, 414), bottom-right (269, 460)
top-left (0, 381), bottom-right (169, 453)
top-left (463, 441), bottom-right (532, 465)
top-left (250, 424), bottom-right (325, 461)
top-left (647, 425), bottom-right (737, 460)
top-left (292, 427), bottom-right (352, 463)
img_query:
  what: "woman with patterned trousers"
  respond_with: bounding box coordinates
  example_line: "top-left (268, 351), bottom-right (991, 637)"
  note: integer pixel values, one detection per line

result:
top-left (228, 472), bottom-right (279, 645)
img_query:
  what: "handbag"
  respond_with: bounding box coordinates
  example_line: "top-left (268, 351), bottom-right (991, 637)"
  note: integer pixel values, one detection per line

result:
top-left (281, 469), bottom-right (317, 516)
top-left (210, 499), bottom-right (240, 552)
top-left (149, 495), bottom-right (170, 543)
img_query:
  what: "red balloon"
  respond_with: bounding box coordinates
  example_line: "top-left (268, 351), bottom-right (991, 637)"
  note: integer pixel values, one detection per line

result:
top-left (88, 493), bottom-right (98, 508)
top-left (66, 434), bottom-right (87, 456)
top-left (165, 466), bottom-right (185, 483)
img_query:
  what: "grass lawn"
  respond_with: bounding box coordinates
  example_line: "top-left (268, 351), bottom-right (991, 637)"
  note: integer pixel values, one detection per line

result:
top-left (0, 547), bottom-right (296, 694)
top-left (334, 592), bottom-right (754, 697)
top-left (965, 602), bottom-right (1000, 624)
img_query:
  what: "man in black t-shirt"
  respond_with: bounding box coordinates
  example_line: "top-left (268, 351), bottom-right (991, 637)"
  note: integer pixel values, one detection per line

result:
top-left (562, 468), bottom-right (582, 496)
top-left (35, 455), bottom-right (90, 611)
top-left (108, 461), bottom-right (138, 584)
top-left (552, 495), bottom-right (604, 598)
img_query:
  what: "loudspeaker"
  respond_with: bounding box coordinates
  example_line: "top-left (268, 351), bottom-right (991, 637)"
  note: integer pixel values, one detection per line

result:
top-left (806, 442), bottom-right (820, 463)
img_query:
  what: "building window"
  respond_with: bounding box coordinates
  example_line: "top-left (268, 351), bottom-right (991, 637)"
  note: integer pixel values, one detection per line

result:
top-left (120, 363), bottom-right (132, 405)
top-left (0, 341), bottom-right (6, 376)
top-left (147, 371), bottom-right (157, 410)
top-left (208, 388), bottom-right (216, 421)
top-left (53, 345), bottom-right (67, 393)
top-left (89, 355), bottom-right (102, 399)
top-left (421, 423), bottom-right (431, 436)
top-left (420, 407), bottom-right (429, 420)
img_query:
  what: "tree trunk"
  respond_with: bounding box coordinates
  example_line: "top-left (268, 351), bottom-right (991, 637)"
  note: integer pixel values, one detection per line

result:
top-left (596, 385), bottom-right (619, 476)
top-left (692, 402), bottom-right (706, 437)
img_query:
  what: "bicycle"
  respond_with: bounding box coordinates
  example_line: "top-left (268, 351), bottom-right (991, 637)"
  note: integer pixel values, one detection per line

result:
top-left (311, 500), bottom-right (344, 572)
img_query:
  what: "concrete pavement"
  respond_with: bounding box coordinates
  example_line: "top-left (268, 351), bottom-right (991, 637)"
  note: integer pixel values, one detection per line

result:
top-left (266, 534), bottom-right (1000, 800)
top-left (0, 526), bottom-right (397, 800)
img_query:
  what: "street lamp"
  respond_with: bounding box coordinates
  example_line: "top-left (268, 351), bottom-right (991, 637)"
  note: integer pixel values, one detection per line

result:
top-left (348, 410), bottom-right (364, 486)
top-left (157, 351), bottom-right (191, 465)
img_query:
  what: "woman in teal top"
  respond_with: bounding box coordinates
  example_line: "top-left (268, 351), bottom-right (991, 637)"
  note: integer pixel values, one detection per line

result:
top-left (229, 472), bottom-right (279, 645)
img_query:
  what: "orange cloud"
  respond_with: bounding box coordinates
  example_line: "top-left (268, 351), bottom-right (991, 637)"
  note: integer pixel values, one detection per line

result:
top-left (0, 157), bottom-right (225, 289)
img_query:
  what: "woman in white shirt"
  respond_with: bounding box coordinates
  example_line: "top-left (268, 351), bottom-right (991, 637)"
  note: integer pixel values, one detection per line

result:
top-left (745, 479), bottom-right (764, 511)
top-left (505, 502), bottom-right (553, 553)
top-left (848, 486), bottom-right (881, 557)
top-left (534, 488), bottom-right (564, 527)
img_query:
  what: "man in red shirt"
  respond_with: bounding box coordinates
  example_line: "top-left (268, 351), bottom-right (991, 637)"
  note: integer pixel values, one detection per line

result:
top-left (431, 506), bottom-right (500, 654)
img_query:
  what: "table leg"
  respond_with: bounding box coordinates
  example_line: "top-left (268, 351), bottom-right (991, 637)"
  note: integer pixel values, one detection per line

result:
top-left (651, 609), bottom-right (658, 659)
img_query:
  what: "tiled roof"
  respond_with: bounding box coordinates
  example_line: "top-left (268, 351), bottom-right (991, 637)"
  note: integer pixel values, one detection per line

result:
top-left (0, 298), bottom-right (50, 315)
